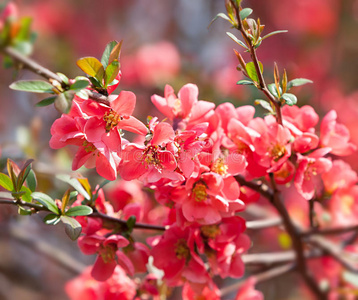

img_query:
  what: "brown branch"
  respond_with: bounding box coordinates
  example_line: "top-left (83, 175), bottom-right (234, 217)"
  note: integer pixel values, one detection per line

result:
top-left (246, 217), bottom-right (282, 230)
top-left (1, 46), bottom-right (110, 106)
top-left (301, 224), bottom-right (358, 237)
top-left (235, 175), bottom-right (273, 199)
top-left (307, 236), bottom-right (358, 274)
top-left (268, 174), bottom-right (327, 299)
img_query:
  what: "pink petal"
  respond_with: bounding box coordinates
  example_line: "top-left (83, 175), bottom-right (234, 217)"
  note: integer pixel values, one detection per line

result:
top-left (91, 255), bottom-right (116, 281)
top-left (111, 90), bottom-right (136, 116)
top-left (118, 116), bottom-right (148, 135)
top-left (152, 122), bottom-right (175, 145)
top-left (178, 83), bottom-right (198, 118)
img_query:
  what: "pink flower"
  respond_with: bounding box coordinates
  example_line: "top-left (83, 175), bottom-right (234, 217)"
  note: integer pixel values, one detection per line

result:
top-left (182, 282), bottom-right (221, 300)
top-left (320, 110), bottom-right (356, 156)
top-left (119, 121), bottom-right (183, 183)
top-left (78, 234), bottom-right (130, 281)
top-left (151, 84), bottom-right (215, 129)
top-left (234, 277), bottom-right (263, 300)
top-left (294, 148), bottom-right (332, 200)
top-left (149, 225), bottom-right (209, 287)
top-left (65, 266), bottom-right (136, 300)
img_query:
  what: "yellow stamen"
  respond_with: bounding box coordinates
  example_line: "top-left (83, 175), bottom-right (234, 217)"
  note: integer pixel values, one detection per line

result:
top-left (192, 182), bottom-right (208, 202)
top-left (103, 109), bottom-right (121, 132)
top-left (175, 239), bottom-right (190, 260)
top-left (211, 157), bottom-right (228, 175)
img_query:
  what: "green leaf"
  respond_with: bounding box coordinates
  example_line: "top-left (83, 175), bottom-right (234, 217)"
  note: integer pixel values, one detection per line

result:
top-left (65, 205), bottom-right (93, 217)
top-left (31, 192), bottom-right (59, 214)
top-left (14, 41), bottom-right (32, 56)
top-left (239, 8), bottom-right (253, 20)
top-left (16, 17), bottom-right (32, 40)
top-left (20, 186), bottom-right (32, 203)
top-left (17, 159), bottom-right (34, 191)
top-left (75, 90), bottom-right (89, 100)
top-left (101, 41), bottom-right (119, 69)
top-left (57, 73), bottom-right (69, 85)
top-left (245, 61), bottom-right (263, 82)
top-left (0, 173), bottom-right (13, 191)
top-left (208, 13), bottom-right (233, 28)
top-left (226, 32), bottom-right (248, 50)
top-left (54, 91), bottom-right (75, 114)
top-left (268, 83), bottom-right (279, 98)
top-left (76, 57), bottom-right (104, 82)
top-left (261, 30), bottom-right (288, 41)
top-left (237, 80), bottom-right (254, 85)
top-left (104, 60), bottom-right (120, 87)
top-left (10, 80), bottom-right (54, 93)
top-left (25, 169), bottom-right (37, 192)
top-left (281, 93), bottom-right (297, 106)
top-left (44, 214), bottom-right (61, 225)
top-left (287, 78), bottom-right (313, 90)
top-left (88, 76), bottom-right (102, 89)
top-left (18, 206), bottom-right (32, 216)
top-left (254, 99), bottom-right (274, 113)
top-left (35, 96), bottom-right (56, 107)
top-left (69, 80), bottom-right (89, 91)
top-left (126, 216), bottom-right (136, 234)
top-left (56, 174), bottom-right (91, 200)
top-left (60, 216), bottom-right (82, 241)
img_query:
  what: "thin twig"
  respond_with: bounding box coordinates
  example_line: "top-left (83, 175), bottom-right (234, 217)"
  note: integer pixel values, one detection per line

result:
top-left (301, 224), bottom-right (358, 237)
top-left (1, 46), bottom-right (110, 106)
top-left (231, 1), bottom-right (283, 125)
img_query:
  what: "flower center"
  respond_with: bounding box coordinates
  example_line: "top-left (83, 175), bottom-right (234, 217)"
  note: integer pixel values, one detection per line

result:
top-left (83, 140), bottom-right (96, 153)
top-left (341, 194), bottom-right (354, 215)
top-left (175, 239), bottom-right (190, 260)
top-left (143, 146), bottom-right (161, 167)
top-left (211, 158), bottom-right (228, 175)
top-left (201, 225), bottom-right (221, 239)
top-left (271, 144), bottom-right (286, 162)
top-left (100, 244), bottom-right (116, 263)
top-left (103, 109), bottom-right (121, 132)
top-left (173, 98), bottom-right (182, 116)
top-left (192, 182), bottom-right (208, 202)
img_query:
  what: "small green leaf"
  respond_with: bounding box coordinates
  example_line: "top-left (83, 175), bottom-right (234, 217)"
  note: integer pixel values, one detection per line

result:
top-left (101, 41), bottom-right (122, 69)
top-left (75, 90), bottom-right (89, 100)
top-left (268, 83), bottom-right (279, 98)
top-left (88, 76), bottom-right (103, 89)
top-left (0, 173), bottom-right (13, 191)
top-left (282, 93), bottom-right (297, 106)
top-left (35, 96), bottom-right (56, 107)
top-left (239, 8), bottom-right (253, 20)
top-left (44, 213), bottom-right (61, 225)
top-left (65, 205), bottom-right (93, 217)
top-left (16, 17), bottom-right (32, 40)
top-left (25, 169), bottom-right (37, 192)
top-left (18, 206), bottom-right (32, 216)
top-left (208, 13), bottom-right (233, 28)
top-left (254, 99), bottom-right (274, 113)
top-left (16, 159), bottom-right (34, 191)
top-left (226, 32), bottom-right (248, 50)
top-left (31, 192), bottom-right (59, 214)
top-left (10, 80), bottom-right (54, 93)
top-left (261, 30), bottom-right (288, 41)
top-left (54, 91), bottom-right (75, 114)
top-left (57, 73), bottom-right (69, 85)
top-left (287, 78), bottom-right (313, 90)
top-left (237, 80), bottom-right (254, 85)
top-left (126, 216), bottom-right (136, 234)
top-left (245, 61), bottom-right (263, 82)
top-left (56, 174), bottom-right (91, 200)
top-left (69, 80), bottom-right (89, 91)
top-left (20, 186), bottom-right (32, 203)
top-left (60, 216), bottom-right (82, 241)
top-left (104, 60), bottom-right (120, 87)
top-left (76, 57), bottom-right (104, 82)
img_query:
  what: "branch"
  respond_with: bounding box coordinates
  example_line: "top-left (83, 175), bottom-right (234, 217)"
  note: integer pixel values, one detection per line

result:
top-left (235, 175), bottom-right (273, 199)
top-left (1, 46), bottom-right (110, 106)
top-left (301, 224), bottom-right (358, 237)
top-left (231, 2), bottom-right (283, 125)
top-left (268, 174), bottom-right (327, 299)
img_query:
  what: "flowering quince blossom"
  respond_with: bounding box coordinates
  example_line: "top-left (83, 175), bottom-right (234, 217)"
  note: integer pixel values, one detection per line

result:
top-left (50, 89), bottom-right (147, 180)
top-left (320, 109), bottom-right (357, 156)
top-left (234, 277), bottom-right (263, 300)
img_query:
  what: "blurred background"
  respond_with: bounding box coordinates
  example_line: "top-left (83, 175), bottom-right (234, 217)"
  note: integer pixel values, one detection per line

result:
top-left (1, 0), bottom-right (358, 299)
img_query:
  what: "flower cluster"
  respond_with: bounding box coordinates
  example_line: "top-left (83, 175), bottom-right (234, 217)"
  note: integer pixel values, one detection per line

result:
top-left (49, 75), bottom-right (357, 298)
